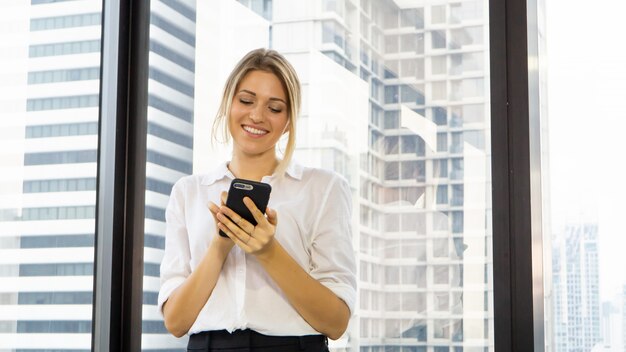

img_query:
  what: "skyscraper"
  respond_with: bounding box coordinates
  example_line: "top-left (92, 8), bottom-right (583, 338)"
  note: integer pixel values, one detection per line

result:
top-left (553, 223), bottom-right (601, 352)
top-left (2, 0), bottom-right (495, 351)
top-left (228, 0), bottom-right (494, 350)
top-left (0, 0), bottom-right (196, 350)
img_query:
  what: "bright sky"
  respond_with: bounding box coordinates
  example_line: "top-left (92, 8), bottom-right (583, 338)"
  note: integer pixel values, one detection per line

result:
top-left (545, 0), bottom-right (626, 301)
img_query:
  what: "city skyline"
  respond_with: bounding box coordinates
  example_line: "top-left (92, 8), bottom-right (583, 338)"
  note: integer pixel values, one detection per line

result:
top-left (1, 0), bottom-right (496, 351)
top-left (7, 0), bottom-right (624, 351)
top-left (545, 0), bottom-right (626, 302)
top-left (0, 0), bottom-right (196, 350)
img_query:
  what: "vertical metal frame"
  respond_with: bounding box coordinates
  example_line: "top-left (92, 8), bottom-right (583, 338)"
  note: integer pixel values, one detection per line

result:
top-left (490, 0), bottom-right (545, 350)
top-left (92, 0), bottom-right (150, 350)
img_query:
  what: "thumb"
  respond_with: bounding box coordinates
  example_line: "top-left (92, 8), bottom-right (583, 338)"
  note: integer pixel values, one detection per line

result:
top-left (266, 207), bottom-right (278, 226)
top-left (220, 191), bottom-right (228, 206)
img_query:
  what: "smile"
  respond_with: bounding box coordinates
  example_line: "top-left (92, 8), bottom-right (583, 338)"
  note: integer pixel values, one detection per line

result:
top-left (242, 125), bottom-right (268, 136)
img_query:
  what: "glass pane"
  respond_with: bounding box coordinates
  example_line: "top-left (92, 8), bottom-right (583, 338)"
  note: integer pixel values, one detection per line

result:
top-left (543, 0), bottom-right (626, 350)
top-left (145, 0), bottom-right (494, 351)
top-left (141, 0), bottom-right (197, 349)
top-left (0, 1), bottom-right (102, 350)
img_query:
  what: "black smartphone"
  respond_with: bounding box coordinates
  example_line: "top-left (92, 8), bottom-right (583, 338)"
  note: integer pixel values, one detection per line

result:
top-left (218, 178), bottom-right (272, 237)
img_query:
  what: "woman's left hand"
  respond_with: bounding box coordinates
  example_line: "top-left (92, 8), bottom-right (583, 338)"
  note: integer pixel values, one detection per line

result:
top-left (216, 197), bottom-right (278, 258)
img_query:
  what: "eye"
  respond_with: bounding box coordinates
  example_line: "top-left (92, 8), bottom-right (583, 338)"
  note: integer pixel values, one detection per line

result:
top-left (239, 99), bottom-right (253, 105)
top-left (269, 106), bottom-right (283, 113)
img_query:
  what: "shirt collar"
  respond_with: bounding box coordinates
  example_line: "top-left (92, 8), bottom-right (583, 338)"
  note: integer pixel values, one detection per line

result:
top-left (200, 160), bottom-right (303, 186)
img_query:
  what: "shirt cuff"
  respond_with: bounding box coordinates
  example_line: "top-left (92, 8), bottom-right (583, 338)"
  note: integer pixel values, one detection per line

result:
top-left (157, 276), bottom-right (187, 316)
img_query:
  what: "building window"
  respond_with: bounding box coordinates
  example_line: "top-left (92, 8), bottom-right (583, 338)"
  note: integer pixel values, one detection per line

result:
top-left (149, 68), bottom-right (195, 97)
top-left (150, 40), bottom-right (195, 71)
top-left (384, 111), bottom-right (399, 129)
top-left (452, 211), bottom-right (464, 233)
top-left (24, 150), bottom-right (97, 165)
top-left (385, 86), bottom-right (399, 104)
top-left (28, 67), bottom-right (100, 84)
top-left (431, 55), bottom-right (447, 75)
top-left (27, 95), bottom-right (99, 111)
top-left (385, 35), bottom-right (399, 54)
top-left (400, 8), bottom-right (424, 29)
top-left (30, 13), bottom-right (101, 31)
top-left (434, 159), bottom-right (448, 178)
top-left (437, 132), bottom-right (448, 152)
top-left (15, 320), bottom-right (92, 333)
top-left (20, 235), bottom-right (94, 248)
top-left (431, 5), bottom-right (446, 24)
top-left (437, 185), bottom-right (448, 204)
top-left (432, 30), bottom-right (446, 49)
top-left (451, 132), bottom-right (463, 154)
top-left (18, 292), bottom-right (92, 305)
top-left (451, 158), bottom-right (464, 179)
top-left (26, 123), bottom-right (98, 138)
top-left (22, 206), bottom-right (96, 220)
top-left (17, 263), bottom-right (94, 277)
top-left (23, 178), bottom-right (97, 193)
top-left (145, 206), bottom-right (166, 222)
top-left (29, 40), bottom-right (100, 57)
top-left (148, 94), bottom-right (193, 122)
top-left (148, 122), bottom-right (193, 148)
top-left (150, 13), bottom-right (195, 46)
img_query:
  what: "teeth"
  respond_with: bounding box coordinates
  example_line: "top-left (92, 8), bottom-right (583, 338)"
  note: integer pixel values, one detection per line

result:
top-left (243, 125), bottom-right (268, 135)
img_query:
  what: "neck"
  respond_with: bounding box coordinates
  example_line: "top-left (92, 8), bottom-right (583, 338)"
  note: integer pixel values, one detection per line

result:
top-left (229, 151), bottom-right (279, 182)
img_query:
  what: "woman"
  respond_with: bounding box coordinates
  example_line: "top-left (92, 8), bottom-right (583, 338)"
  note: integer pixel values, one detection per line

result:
top-left (158, 48), bottom-right (357, 351)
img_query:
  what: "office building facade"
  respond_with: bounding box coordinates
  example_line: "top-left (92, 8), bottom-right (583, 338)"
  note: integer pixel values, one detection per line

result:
top-left (237, 0), bottom-right (493, 350)
top-left (0, 0), bottom-right (195, 350)
top-left (553, 223), bottom-right (601, 352)
top-left (1, 0), bottom-right (494, 351)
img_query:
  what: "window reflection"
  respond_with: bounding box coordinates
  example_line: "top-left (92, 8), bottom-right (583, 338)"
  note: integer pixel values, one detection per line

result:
top-left (136, 0), bottom-right (494, 350)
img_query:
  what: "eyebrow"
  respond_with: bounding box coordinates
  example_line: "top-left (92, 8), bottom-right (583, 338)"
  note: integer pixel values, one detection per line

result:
top-left (238, 89), bottom-right (287, 104)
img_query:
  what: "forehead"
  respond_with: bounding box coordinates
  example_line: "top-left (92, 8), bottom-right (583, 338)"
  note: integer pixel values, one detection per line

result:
top-left (237, 70), bottom-right (287, 100)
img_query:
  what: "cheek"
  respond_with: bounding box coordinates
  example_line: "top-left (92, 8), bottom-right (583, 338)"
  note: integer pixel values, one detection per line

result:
top-left (229, 105), bottom-right (249, 127)
top-left (229, 104), bottom-right (244, 119)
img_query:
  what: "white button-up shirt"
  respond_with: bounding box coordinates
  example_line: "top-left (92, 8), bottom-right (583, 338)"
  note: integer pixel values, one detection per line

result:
top-left (157, 161), bottom-right (357, 336)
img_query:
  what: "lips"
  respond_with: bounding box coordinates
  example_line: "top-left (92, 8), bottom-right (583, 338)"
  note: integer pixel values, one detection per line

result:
top-left (242, 124), bottom-right (269, 136)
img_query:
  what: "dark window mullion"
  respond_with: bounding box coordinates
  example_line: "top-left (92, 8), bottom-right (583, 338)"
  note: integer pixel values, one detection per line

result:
top-left (490, 0), bottom-right (545, 350)
top-left (92, 0), bottom-right (150, 351)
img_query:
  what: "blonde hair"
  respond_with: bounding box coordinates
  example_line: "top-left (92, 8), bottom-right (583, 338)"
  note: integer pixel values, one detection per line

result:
top-left (212, 48), bottom-right (301, 177)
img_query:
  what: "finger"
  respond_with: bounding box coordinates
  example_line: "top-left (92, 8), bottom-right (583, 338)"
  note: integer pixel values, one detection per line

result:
top-left (208, 201), bottom-right (219, 215)
top-left (219, 205), bottom-right (254, 233)
top-left (243, 197), bottom-right (266, 225)
top-left (266, 207), bottom-right (278, 226)
top-left (220, 191), bottom-right (227, 206)
top-left (218, 222), bottom-right (251, 251)
top-left (217, 211), bottom-right (248, 241)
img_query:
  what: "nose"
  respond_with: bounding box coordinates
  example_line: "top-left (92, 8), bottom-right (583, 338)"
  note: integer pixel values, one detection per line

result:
top-left (249, 105), bottom-right (264, 123)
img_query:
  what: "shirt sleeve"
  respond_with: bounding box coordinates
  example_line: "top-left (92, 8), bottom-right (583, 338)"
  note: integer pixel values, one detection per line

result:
top-left (157, 178), bottom-right (192, 315)
top-left (308, 175), bottom-right (357, 315)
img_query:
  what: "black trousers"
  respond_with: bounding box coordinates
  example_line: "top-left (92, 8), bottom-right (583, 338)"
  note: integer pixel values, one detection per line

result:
top-left (187, 329), bottom-right (329, 352)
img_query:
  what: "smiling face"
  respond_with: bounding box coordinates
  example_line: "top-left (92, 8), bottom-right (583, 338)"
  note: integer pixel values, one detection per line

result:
top-left (228, 70), bottom-right (290, 160)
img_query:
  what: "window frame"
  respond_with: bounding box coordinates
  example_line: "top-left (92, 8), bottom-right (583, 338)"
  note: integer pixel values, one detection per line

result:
top-left (92, 0), bottom-right (150, 351)
top-left (88, 0), bottom-right (546, 350)
top-left (490, 0), bottom-right (545, 350)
